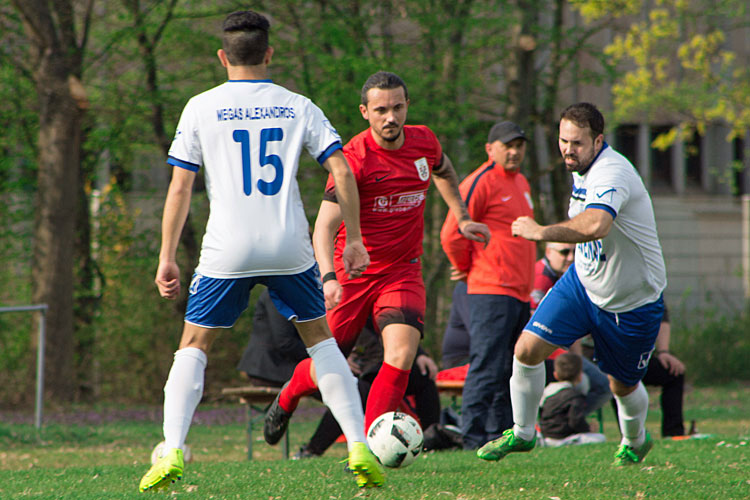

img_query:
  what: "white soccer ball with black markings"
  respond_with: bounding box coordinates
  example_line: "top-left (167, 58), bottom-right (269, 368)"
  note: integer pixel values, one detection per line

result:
top-left (366, 411), bottom-right (423, 468)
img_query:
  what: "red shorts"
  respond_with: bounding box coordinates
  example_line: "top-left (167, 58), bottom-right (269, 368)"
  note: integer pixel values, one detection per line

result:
top-left (328, 260), bottom-right (425, 356)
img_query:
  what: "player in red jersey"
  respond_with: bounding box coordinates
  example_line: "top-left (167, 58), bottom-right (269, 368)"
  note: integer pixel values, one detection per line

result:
top-left (264, 71), bottom-right (490, 441)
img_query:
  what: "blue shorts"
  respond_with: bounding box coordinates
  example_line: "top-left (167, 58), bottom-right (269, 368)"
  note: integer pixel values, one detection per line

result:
top-left (525, 265), bottom-right (664, 386)
top-left (184, 264), bottom-right (326, 328)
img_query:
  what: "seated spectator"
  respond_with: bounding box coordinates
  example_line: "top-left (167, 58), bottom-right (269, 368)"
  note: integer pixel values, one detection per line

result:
top-left (539, 352), bottom-right (606, 447)
top-left (642, 307), bottom-right (687, 437)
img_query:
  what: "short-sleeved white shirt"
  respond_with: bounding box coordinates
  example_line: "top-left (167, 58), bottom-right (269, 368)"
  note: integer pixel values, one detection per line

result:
top-left (167, 80), bottom-right (342, 278)
top-left (569, 144), bottom-right (667, 312)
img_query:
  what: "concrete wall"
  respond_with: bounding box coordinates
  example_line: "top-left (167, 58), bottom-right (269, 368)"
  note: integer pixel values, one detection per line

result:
top-left (653, 195), bottom-right (746, 311)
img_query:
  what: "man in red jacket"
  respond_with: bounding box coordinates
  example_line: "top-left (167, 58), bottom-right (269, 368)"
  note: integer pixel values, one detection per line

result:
top-left (441, 121), bottom-right (536, 449)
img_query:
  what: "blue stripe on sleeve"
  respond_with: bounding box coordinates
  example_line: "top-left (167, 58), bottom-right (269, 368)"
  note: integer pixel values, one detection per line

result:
top-left (586, 203), bottom-right (617, 219)
top-left (316, 141), bottom-right (343, 164)
top-left (167, 156), bottom-right (200, 172)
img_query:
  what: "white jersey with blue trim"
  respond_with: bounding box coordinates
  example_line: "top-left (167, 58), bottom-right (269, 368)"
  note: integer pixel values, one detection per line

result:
top-left (569, 144), bottom-right (666, 312)
top-left (167, 80), bottom-right (342, 278)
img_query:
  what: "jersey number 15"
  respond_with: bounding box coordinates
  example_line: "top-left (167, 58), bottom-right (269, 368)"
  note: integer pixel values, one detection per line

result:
top-left (233, 127), bottom-right (283, 196)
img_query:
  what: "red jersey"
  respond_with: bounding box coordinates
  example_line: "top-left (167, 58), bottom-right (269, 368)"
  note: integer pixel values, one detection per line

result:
top-left (531, 257), bottom-right (559, 310)
top-left (324, 125), bottom-right (443, 275)
top-left (440, 158), bottom-right (535, 301)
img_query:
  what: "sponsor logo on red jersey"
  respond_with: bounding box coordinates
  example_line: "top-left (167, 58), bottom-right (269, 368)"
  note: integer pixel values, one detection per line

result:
top-left (373, 190), bottom-right (427, 213)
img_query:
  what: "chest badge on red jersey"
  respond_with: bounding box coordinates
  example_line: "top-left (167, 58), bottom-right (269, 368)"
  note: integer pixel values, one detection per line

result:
top-left (414, 157), bottom-right (430, 181)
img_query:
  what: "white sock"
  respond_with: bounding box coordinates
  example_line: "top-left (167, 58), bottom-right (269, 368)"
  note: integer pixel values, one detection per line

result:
top-left (615, 382), bottom-right (648, 447)
top-left (510, 356), bottom-right (546, 441)
top-left (308, 338), bottom-right (366, 449)
top-left (163, 347), bottom-right (207, 451)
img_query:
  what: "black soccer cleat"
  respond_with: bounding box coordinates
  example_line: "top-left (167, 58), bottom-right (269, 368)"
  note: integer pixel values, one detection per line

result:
top-left (264, 387), bottom-right (292, 445)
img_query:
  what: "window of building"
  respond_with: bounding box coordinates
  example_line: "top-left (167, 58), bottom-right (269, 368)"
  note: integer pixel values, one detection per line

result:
top-left (650, 125), bottom-right (673, 194)
top-left (685, 130), bottom-right (702, 192)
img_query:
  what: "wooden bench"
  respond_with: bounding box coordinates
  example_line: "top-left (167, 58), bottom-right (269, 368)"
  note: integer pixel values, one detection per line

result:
top-left (435, 379), bottom-right (465, 410)
top-left (221, 385), bottom-right (290, 460)
top-left (435, 379), bottom-right (465, 397)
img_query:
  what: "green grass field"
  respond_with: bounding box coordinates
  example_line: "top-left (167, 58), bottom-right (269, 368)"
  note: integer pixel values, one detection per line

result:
top-left (1, 384), bottom-right (748, 499)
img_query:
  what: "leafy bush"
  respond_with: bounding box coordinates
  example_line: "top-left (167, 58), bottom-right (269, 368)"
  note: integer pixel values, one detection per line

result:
top-left (0, 179), bottom-right (35, 408)
top-left (671, 302), bottom-right (750, 384)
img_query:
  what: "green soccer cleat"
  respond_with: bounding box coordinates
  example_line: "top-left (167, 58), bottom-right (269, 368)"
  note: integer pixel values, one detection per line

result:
top-left (348, 442), bottom-right (385, 488)
top-left (477, 429), bottom-right (536, 461)
top-left (139, 447), bottom-right (183, 492)
top-left (613, 432), bottom-right (654, 467)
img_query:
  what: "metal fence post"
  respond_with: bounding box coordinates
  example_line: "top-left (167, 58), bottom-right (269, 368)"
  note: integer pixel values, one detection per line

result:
top-left (0, 304), bottom-right (49, 429)
top-left (35, 307), bottom-right (47, 430)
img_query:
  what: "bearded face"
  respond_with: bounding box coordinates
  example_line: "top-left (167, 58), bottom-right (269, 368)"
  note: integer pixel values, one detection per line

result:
top-left (558, 119), bottom-right (603, 173)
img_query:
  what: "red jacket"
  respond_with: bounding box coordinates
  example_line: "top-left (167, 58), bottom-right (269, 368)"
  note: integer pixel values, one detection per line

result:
top-left (440, 159), bottom-right (535, 301)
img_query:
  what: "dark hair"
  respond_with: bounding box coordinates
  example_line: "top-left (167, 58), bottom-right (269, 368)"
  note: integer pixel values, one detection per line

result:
top-left (553, 352), bottom-right (583, 382)
top-left (221, 11), bottom-right (270, 66)
top-left (560, 102), bottom-right (605, 139)
top-left (361, 71), bottom-right (409, 105)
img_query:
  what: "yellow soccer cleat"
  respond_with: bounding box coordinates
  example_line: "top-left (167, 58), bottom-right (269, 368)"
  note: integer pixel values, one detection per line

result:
top-left (139, 447), bottom-right (184, 492)
top-left (348, 441), bottom-right (385, 488)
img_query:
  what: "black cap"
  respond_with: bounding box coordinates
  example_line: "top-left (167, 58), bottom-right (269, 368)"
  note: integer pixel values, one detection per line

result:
top-left (487, 121), bottom-right (527, 144)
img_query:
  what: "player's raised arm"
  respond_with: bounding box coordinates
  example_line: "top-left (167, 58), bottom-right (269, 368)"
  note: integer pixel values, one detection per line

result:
top-left (432, 153), bottom-right (490, 245)
top-left (155, 167), bottom-right (196, 299)
top-left (322, 150), bottom-right (370, 277)
top-left (511, 208), bottom-right (613, 243)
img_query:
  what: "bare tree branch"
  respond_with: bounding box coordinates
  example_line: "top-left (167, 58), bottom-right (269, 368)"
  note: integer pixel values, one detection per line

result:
top-left (152, 0), bottom-right (180, 46)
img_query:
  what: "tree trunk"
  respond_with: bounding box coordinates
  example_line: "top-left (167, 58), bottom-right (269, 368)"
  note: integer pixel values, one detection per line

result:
top-left (14, 0), bottom-right (87, 403)
top-left (512, 0), bottom-right (543, 228)
top-left (545, 0), bottom-right (574, 221)
top-left (32, 66), bottom-right (83, 402)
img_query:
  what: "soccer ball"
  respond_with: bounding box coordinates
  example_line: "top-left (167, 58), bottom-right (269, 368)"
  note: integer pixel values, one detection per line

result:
top-left (366, 411), bottom-right (423, 468)
top-left (150, 441), bottom-right (192, 464)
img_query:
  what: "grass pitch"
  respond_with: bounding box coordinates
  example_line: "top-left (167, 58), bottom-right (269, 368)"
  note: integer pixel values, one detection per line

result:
top-left (1, 384), bottom-right (748, 499)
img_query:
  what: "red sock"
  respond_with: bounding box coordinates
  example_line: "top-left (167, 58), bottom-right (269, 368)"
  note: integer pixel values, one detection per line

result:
top-left (365, 362), bottom-right (410, 431)
top-left (279, 358), bottom-right (317, 412)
